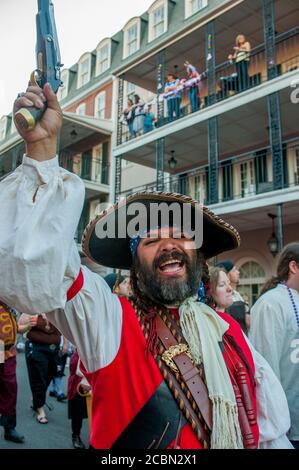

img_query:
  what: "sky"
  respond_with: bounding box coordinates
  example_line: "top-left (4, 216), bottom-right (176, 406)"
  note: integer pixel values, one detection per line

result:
top-left (0, 0), bottom-right (154, 117)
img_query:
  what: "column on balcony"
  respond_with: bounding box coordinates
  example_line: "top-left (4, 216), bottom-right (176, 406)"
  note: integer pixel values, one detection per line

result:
top-left (205, 21), bottom-right (219, 204)
top-left (267, 92), bottom-right (284, 190)
top-left (263, 0), bottom-right (284, 191)
top-left (101, 142), bottom-right (109, 185)
top-left (262, 0), bottom-right (279, 80)
top-left (110, 76), bottom-right (121, 204)
top-left (156, 49), bottom-right (166, 126)
top-left (156, 138), bottom-right (165, 191)
top-left (114, 155), bottom-right (122, 202)
top-left (117, 76), bottom-right (124, 145)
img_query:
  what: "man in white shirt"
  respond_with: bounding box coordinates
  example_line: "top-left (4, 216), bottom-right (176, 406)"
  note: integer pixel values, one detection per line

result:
top-left (251, 243), bottom-right (299, 449)
top-left (0, 82), bottom-right (293, 449)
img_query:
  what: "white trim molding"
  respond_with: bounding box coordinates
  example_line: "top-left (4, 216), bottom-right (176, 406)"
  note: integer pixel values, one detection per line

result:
top-left (96, 38), bottom-right (112, 76)
top-left (94, 91), bottom-right (106, 119)
top-left (76, 103), bottom-right (86, 116)
top-left (57, 69), bottom-right (70, 101)
top-left (0, 116), bottom-right (8, 141)
top-left (185, 0), bottom-right (208, 19)
top-left (77, 52), bottom-right (92, 89)
top-left (148, 0), bottom-right (168, 43)
top-left (123, 17), bottom-right (141, 59)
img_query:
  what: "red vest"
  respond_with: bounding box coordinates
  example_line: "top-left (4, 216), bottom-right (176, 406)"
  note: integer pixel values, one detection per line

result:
top-left (81, 297), bottom-right (259, 449)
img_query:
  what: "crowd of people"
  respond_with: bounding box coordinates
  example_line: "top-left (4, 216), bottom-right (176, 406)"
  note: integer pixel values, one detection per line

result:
top-left (121, 34), bottom-right (252, 139)
top-left (1, 246), bottom-right (298, 449)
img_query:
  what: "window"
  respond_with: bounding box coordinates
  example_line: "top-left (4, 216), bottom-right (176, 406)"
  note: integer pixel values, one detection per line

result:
top-left (185, 0), bottom-right (208, 18)
top-left (126, 82), bottom-right (135, 99)
top-left (238, 261), bottom-right (266, 306)
top-left (76, 103), bottom-right (86, 116)
top-left (95, 91), bottom-right (106, 119)
top-left (123, 19), bottom-right (140, 58)
top-left (77, 54), bottom-right (91, 88)
top-left (96, 40), bottom-right (111, 76)
top-left (81, 150), bottom-right (92, 180)
top-left (0, 117), bottom-right (7, 141)
top-left (221, 160), bottom-right (233, 201)
top-left (148, 0), bottom-right (167, 42)
top-left (57, 69), bottom-right (69, 101)
top-left (153, 6), bottom-right (165, 38)
top-left (240, 160), bottom-right (255, 197)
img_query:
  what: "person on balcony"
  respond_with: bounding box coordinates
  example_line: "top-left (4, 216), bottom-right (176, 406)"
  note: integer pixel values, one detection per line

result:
top-left (143, 104), bottom-right (156, 133)
top-left (0, 82), bottom-right (293, 449)
top-left (122, 99), bottom-right (135, 138)
top-left (164, 73), bottom-right (181, 121)
top-left (132, 94), bottom-right (145, 137)
top-left (184, 61), bottom-right (201, 113)
top-left (228, 34), bottom-right (251, 92)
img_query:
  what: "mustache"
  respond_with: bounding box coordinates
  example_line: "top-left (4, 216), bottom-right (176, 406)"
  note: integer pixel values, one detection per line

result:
top-left (153, 250), bottom-right (187, 271)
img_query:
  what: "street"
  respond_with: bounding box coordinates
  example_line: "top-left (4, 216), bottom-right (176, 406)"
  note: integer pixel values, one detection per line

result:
top-left (0, 351), bottom-right (89, 449)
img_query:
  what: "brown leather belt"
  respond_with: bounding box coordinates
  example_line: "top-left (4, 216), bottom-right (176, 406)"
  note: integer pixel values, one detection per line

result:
top-left (156, 315), bottom-right (213, 431)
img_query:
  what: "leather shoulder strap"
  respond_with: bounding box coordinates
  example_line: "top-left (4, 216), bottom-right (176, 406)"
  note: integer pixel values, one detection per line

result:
top-left (156, 315), bottom-right (213, 431)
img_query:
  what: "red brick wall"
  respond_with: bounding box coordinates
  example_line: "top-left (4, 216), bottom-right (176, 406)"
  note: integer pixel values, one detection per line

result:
top-left (66, 81), bottom-right (113, 119)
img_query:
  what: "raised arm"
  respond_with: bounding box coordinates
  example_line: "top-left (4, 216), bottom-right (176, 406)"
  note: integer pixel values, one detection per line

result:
top-left (0, 84), bottom-right (85, 313)
top-left (0, 84), bottom-right (123, 373)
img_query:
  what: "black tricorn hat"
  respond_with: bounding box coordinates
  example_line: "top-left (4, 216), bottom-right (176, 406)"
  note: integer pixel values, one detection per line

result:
top-left (82, 191), bottom-right (240, 270)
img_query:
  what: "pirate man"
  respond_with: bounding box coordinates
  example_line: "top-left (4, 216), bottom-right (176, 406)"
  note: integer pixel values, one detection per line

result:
top-left (0, 83), bottom-right (293, 449)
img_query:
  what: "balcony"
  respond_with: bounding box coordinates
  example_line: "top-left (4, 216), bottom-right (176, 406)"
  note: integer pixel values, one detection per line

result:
top-left (119, 142), bottom-right (299, 209)
top-left (117, 27), bottom-right (299, 146)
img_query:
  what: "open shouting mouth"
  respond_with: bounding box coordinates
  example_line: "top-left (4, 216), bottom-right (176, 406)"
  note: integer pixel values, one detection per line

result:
top-left (157, 257), bottom-right (186, 277)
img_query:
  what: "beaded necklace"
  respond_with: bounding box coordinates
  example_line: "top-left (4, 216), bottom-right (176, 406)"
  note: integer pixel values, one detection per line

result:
top-left (281, 282), bottom-right (299, 327)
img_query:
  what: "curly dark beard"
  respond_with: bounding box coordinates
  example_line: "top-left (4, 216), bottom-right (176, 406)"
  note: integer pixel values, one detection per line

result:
top-left (131, 249), bottom-right (205, 307)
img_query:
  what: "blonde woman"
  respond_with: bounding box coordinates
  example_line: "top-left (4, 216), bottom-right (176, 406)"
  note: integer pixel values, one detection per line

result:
top-left (228, 34), bottom-right (251, 92)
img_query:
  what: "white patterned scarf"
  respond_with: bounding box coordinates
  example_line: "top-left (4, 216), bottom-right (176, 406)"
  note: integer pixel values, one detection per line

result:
top-left (179, 297), bottom-right (243, 449)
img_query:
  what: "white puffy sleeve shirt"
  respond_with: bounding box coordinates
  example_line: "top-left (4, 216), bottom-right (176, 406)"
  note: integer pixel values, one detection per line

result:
top-left (0, 155), bottom-right (122, 373)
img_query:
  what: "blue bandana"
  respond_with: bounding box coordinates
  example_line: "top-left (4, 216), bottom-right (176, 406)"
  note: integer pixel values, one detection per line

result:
top-left (130, 235), bottom-right (141, 257)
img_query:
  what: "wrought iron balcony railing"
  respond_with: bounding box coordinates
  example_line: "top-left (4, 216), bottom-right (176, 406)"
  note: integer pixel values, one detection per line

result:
top-left (120, 143), bottom-right (299, 206)
top-left (118, 27), bottom-right (299, 145)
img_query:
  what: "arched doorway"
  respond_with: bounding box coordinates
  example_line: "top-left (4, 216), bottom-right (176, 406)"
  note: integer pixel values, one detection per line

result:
top-left (238, 261), bottom-right (266, 306)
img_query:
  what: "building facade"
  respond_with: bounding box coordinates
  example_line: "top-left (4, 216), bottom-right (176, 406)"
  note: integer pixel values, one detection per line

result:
top-left (111, 0), bottom-right (299, 304)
